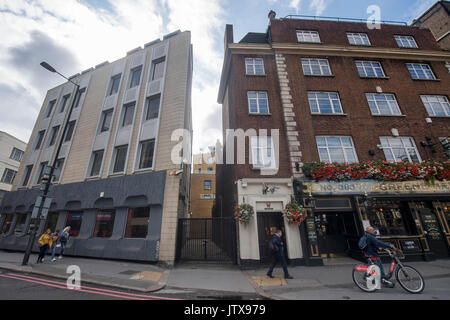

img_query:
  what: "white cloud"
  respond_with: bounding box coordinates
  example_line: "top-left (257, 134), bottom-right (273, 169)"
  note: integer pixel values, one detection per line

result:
top-left (403, 0), bottom-right (436, 23)
top-left (289, 0), bottom-right (301, 14)
top-left (309, 0), bottom-right (332, 16)
top-left (0, 0), bottom-right (225, 153)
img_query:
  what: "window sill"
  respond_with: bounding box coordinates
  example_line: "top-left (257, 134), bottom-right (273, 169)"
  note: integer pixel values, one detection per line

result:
top-left (429, 115), bottom-right (450, 118)
top-left (304, 74), bottom-right (335, 78)
top-left (360, 76), bottom-right (390, 80)
top-left (311, 113), bottom-right (347, 116)
top-left (412, 78), bottom-right (441, 82)
top-left (249, 113), bottom-right (272, 116)
top-left (108, 172), bottom-right (125, 178)
top-left (372, 114), bottom-right (406, 117)
top-left (245, 74), bottom-right (267, 77)
top-left (133, 168), bottom-right (154, 174)
top-left (85, 176), bottom-right (101, 181)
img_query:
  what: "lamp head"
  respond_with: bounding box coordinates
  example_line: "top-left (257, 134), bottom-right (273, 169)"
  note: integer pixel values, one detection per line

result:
top-left (40, 61), bottom-right (56, 73)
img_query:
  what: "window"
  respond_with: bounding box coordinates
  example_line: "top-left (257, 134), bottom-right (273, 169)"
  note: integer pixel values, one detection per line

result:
top-left (36, 161), bottom-right (48, 184)
top-left (245, 58), bottom-right (265, 75)
top-left (356, 61), bottom-right (386, 78)
top-left (420, 95), bottom-right (450, 117)
top-left (366, 93), bottom-right (402, 115)
top-left (122, 103), bottom-right (135, 127)
top-left (394, 35), bottom-right (418, 48)
top-left (308, 92), bottom-right (343, 114)
top-left (1, 168), bottom-right (16, 184)
top-left (66, 212), bottom-right (83, 237)
top-left (250, 136), bottom-right (276, 169)
top-left (14, 214), bottom-right (27, 235)
top-left (64, 121), bottom-right (76, 142)
top-left (89, 150), bottom-right (104, 177)
top-left (93, 210), bottom-right (115, 238)
top-left (247, 91), bottom-right (269, 114)
top-left (406, 63), bottom-right (436, 80)
top-left (22, 165), bottom-right (33, 186)
top-left (73, 88), bottom-right (86, 108)
top-left (129, 66), bottom-right (142, 88)
top-left (145, 95), bottom-right (160, 120)
top-left (203, 194), bottom-right (212, 200)
top-left (301, 58), bottom-right (332, 76)
top-left (347, 33), bottom-right (371, 46)
top-left (138, 140), bottom-right (155, 169)
top-left (204, 180), bottom-right (212, 190)
top-left (113, 145), bottom-right (128, 173)
top-left (59, 94), bottom-right (70, 113)
top-left (151, 59), bottom-right (165, 81)
top-left (48, 125), bottom-right (60, 147)
top-left (296, 30), bottom-right (321, 43)
top-left (109, 74), bottom-right (121, 96)
top-left (380, 137), bottom-right (421, 163)
top-left (439, 137), bottom-right (450, 159)
top-left (52, 158), bottom-right (64, 182)
top-left (9, 148), bottom-right (24, 162)
top-left (208, 167), bottom-right (213, 173)
top-left (125, 207), bottom-right (150, 238)
top-left (45, 100), bottom-right (56, 118)
top-left (0, 214), bottom-right (13, 235)
top-left (207, 157), bottom-right (214, 164)
top-left (316, 136), bottom-right (358, 163)
top-left (100, 109), bottom-right (113, 132)
top-left (44, 212), bottom-right (59, 233)
top-left (35, 130), bottom-right (46, 150)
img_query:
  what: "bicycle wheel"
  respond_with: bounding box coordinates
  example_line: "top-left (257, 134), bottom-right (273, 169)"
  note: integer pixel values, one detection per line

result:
top-left (395, 265), bottom-right (425, 294)
top-left (352, 266), bottom-right (376, 293)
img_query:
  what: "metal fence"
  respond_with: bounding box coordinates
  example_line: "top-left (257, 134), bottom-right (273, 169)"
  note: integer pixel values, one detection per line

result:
top-left (176, 217), bottom-right (237, 263)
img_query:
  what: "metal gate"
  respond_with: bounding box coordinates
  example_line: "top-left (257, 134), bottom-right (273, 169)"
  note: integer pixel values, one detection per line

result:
top-left (176, 217), bottom-right (237, 263)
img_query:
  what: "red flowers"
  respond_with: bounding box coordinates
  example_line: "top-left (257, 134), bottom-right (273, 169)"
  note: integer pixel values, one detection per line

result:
top-left (302, 160), bottom-right (450, 182)
top-left (234, 204), bottom-right (254, 226)
top-left (284, 196), bottom-right (307, 226)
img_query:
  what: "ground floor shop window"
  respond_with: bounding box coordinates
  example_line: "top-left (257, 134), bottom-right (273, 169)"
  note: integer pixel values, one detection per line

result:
top-left (1, 214), bottom-right (13, 234)
top-left (125, 207), bottom-right (150, 238)
top-left (366, 200), bottom-right (418, 236)
top-left (14, 214), bottom-right (27, 235)
top-left (26, 218), bottom-right (38, 235)
top-left (66, 212), bottom-right (83, 237)
top-left (93, 210), bottom-right (115, 238)
top-left (45, 212), bottom-right (59, 232)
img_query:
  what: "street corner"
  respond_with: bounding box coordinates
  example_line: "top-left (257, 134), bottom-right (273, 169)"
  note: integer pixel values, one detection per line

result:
top-left (251, 274), bottom-right (287, 287)
top-left (130, 270), bottom-right (162, 282)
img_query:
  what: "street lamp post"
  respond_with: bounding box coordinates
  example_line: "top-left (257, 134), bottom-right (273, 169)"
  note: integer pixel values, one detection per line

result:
top-left (22, 62), bottom-right (80, 266)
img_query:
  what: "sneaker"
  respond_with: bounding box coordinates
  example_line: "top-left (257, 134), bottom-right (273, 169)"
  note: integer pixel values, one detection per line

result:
top-left (52, 258), bottom-right (56, 262)
top-left (41, 258), bottom-right (45, 262)
top-left (382, 279), bottom-right (395, 288)
top-left (285, 275), bottom-right (294, 279)
top-left (266, 273), bottom-right (274, 278)
top-left (58, 256), bottom-right (62, 259)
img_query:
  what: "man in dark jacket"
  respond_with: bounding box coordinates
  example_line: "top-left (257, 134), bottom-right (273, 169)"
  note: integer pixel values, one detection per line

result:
top-left (362, 226), bottom-right (396, 288)
top-left (266, 230), bottom-right (293, 279)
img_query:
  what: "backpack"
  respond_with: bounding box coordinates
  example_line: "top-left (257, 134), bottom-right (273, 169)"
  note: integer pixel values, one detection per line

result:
top-left (358, 235), bottom-right (368, 251)
top-left (60, 232), bottom-right (68, 242)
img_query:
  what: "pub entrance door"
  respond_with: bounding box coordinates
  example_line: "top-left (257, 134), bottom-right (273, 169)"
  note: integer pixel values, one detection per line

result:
top-left (315, 211), bottom-right (357, 258)
top-left (257, 212), bottom-right (286, 263)
top-left (419, 208), bottom-right (449, 258)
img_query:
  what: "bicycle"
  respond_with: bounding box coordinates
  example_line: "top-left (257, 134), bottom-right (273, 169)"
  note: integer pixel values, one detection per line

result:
top-left (352, 248), bottom-right (425, 294)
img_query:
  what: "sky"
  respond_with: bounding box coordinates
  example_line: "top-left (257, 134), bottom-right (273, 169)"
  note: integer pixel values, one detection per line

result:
top-left (0, 0), bottom-right (439, 154)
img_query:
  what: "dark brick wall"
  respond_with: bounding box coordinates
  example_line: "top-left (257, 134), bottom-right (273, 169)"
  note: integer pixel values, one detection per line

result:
top-left (270, 19), bottom-right (443, 51)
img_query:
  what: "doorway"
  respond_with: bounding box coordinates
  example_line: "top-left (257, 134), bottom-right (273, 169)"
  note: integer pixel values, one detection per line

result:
top-left (315, 211), bottom-right (357, 258)
top-left (419, 208), bottom-right (449, 258)
top-left (257, 212), bottom-right (285, 263)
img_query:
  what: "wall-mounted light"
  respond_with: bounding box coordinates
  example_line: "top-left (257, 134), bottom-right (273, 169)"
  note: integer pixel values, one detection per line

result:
top-left (391, 128), bottom-right (399, 137)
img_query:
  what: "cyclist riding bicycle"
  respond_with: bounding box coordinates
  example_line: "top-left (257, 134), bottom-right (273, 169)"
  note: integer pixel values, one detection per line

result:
top-left (360, 226), bottom-right (396, 288)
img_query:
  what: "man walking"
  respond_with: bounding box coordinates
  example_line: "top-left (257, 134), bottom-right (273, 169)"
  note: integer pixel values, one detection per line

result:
top-left (267, 230), bottom-right (293, 279)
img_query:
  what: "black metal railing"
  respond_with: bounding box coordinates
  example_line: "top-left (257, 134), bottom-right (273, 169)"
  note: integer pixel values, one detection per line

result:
top-left (282, 14), bottom-right (408, 26)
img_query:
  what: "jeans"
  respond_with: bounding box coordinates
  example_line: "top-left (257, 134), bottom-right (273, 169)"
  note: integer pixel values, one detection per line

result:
top-left (60, 241), bottom-right (66, 256)
top-left (267, 253), bottom-right (289, 278)
top-left (370, 257), bottom-right (387, 280)
top-left (38, 244), bottom-right (49, 262)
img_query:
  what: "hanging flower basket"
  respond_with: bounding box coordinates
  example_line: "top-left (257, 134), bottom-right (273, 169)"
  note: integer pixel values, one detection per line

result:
top-left (234, 203), bottom-right (254, 226)
top-left (283, 196), bottom-right (307, 226)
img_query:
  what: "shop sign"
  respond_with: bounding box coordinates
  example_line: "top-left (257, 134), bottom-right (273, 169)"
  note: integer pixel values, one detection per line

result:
top-left (422, 214), bottom-right (443, 241)
top-left (304, 180), bottom-right (450, 195)
top-left (400, 240), bottom-right (420, 252)
top-left (306, 216), bottom-right (317, 246)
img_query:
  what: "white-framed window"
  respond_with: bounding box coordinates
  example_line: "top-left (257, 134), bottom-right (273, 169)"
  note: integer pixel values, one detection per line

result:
top-left (356, 61), bottom-right (386, 78)
top-left (45, 100), bottom-right (56, 118)
top-left (9, 148), bottom-right (24, 162)
top-left (108, 74), bottom-right (121, 96)
top-left (59, 94), bottom-right (71, 113)
top-left (308, 92), bottom-right (343, 114)
top-left (347, 33), bottom-right (371, 46)
top-left (301, 58), bottom-right (332, 76)
top-left (34, 130), bottom-right (46, 150)
top-left (89, 150), bottom-right (104, 177)
top-left (296, 30), bottom-right (321, 43)
top-left (420, 95), bottom-right (450, 117)
top-left (129, 65), bottom-right (142, 88)
top-left (245, 58), bottom-right (265, 75)
top-left (144, 94), bottom-right (161, 121)
top-left (21, 165), bottom-right (33, 186)
top-left (366, 93), bottom-right (402, 115)
top-left (250, 136), bottom-right (276, 169)
top-left (406, 63), bottom-right (436, 80)
top-left (204, 180), bottom-right (212, 190)
top-left (247, 91), bottom-right (269, 114)
top-left (1, 168), bottom-right (17, 184)
top-left (316, 136), bottom-right (358, 163)
top-left (138, 139), bottom-right (155, 170)
top-left (380, 137), bottom-right (421, 163)
top-left (52, 158), bottom-right (65, 182)
top-left (112, 145), bottom-right (128, 173)
top-left (99, 109), bottom-right (113, 133)
top-left (394, 35), bottom-right (418, 48)
top-left (121, 103), bottom-right (135, 127)
top-left (47, 125), bottom-right (60, 147)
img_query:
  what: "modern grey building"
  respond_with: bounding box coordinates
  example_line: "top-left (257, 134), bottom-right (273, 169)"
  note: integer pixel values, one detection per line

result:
top-left (0, 30), bottom-right (193, 266)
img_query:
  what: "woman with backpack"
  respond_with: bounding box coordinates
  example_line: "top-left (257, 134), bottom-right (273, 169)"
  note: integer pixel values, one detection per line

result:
top-left (58, 226), bottom-right (71, 259)
top-left (36, 229), bottom-right (53, 264)
top-left (50, 230), bottom-right (60, 262)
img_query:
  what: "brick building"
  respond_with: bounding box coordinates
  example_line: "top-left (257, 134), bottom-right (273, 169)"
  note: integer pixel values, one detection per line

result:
top-left (0, 30), bottom-right (193, 266)
top-left (189, 149), bottom-right (216, 218)
top-left (412, 0), bottom-right (450, 50)
top-left (217, 12), bottom-right (450, 268)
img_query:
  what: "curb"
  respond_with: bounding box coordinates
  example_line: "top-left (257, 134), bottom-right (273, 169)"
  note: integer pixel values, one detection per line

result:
top-left (0, 263), bottom-right (170, 293)
top-left (243, 272), bottom-right (285, 300)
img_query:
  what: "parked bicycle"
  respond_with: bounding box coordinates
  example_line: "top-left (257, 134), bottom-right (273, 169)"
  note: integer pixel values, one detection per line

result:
top-left (352, 248), bottom-right (425, 294)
